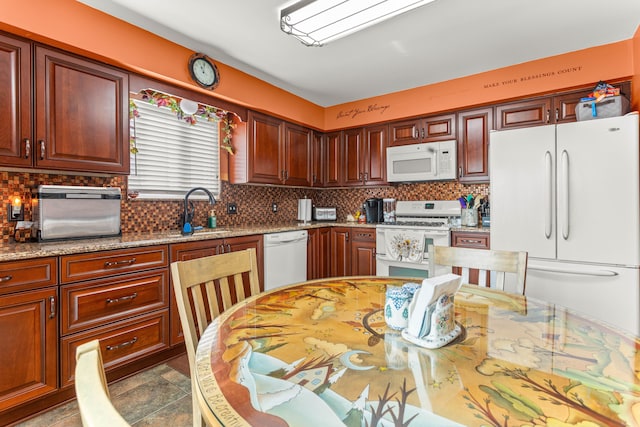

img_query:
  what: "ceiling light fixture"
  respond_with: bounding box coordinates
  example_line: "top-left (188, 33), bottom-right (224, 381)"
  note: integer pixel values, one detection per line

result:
top-left (280, 0), bottom-right (435, 47)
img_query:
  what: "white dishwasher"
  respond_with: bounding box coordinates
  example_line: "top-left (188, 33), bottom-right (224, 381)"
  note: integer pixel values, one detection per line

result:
top-left (264, 230), bottom-right (308, 290)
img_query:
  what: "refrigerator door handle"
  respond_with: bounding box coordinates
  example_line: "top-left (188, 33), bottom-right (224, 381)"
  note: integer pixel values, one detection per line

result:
top-left (544, 151), bottom-right (552, 239)
top-left (560, 149), bottom-right (570, 240)
top-left (529, 265), bottom-right (619, 277)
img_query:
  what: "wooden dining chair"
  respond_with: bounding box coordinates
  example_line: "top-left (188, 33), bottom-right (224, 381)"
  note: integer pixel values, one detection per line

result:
top-left (429, 244), bottom-right (528, 294)
top-left (75, 340), bottom-right (130, 427)
top-left (170, 248), bottom-right (261, 427)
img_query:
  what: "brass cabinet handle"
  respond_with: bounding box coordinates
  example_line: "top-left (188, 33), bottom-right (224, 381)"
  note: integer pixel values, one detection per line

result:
top-left (39, 140), bottom-right (45, 159)
top-left (106, 337), bottom-right (138, 351)
top-left (104, 258), bottom-right (136, 268)
top-left (0, 275), bottom-right (12, 283)
top-left (24, 139), bottom-right (30, 159)
top-left (106, 292), bottom-right (138, 304)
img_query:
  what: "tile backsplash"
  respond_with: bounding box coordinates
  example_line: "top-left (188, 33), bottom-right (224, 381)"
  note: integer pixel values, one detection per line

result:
top-left (1, 170), bottom-right (488, 241)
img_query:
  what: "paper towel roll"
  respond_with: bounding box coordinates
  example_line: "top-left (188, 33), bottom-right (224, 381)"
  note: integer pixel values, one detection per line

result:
top-left (297, 199), bottom-right (312, 222)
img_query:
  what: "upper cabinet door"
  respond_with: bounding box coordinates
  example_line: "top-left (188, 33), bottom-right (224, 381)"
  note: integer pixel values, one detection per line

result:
top-left (495, 98), bottom-right (553, 130)
top-left (311, 131), bottom-right (324, 187)
top-left (343, 128), bottom-right (364, 186)
top-left (324, 131), bottom-right (343, 187)
top-left (283, 122), bottom-right (312, 187)
top-left (363, 124), bottom-right (387, 185)
top-left (457, 107), bottom-right (493, 183)
top-left (34, 46), bottom-right (129, 174)
top-left (389, 114), bottom-right (455, 145)
top-left (247, 110), bottom-right (283, 184)
top-left (0, 34), bottom-right (32, 167)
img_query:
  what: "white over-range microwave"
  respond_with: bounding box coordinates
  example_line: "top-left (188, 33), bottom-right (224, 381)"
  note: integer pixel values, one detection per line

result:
top-left (386, 140), bottom-right (457, 182)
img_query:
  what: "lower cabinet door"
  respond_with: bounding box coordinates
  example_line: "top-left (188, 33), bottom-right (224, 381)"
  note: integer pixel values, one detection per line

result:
top-left (0, 287), bottom-right (58, 411)
top-left (60, 310), bottom-right (169, 387)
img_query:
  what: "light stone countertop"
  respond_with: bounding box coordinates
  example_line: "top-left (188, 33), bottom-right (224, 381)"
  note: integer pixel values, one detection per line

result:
top-left (1, 222), bottom-right (379, 262)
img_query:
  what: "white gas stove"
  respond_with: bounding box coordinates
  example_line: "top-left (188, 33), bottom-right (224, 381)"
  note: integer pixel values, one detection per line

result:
top-left (376, 200), bottom-right (461, 278)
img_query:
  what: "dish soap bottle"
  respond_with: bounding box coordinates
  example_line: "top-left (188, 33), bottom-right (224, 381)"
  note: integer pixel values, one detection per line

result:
top-left (207, 210), bottom-right (217, 229)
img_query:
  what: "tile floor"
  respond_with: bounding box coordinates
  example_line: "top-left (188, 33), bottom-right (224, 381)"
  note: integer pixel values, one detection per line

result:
top-left (15, 355), bottom-right (193, 427)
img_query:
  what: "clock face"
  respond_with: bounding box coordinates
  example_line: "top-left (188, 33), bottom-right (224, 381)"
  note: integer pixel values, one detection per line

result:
top-left (189, 54), bottom-right (219, 89)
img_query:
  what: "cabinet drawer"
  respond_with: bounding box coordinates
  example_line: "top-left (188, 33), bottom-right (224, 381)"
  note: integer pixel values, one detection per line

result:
top-left (351, 228), bottom-right (375, 242)
top-left (0, 257), bottom-right (57, 295)
top-left (452, 232), bottom-right (490, 249)
top-left (60, 245), bottom-right (168, 283)
top-left (60, 310), bottom-right (169, 387)
top-left (61, 270), bottom-right (169, 335)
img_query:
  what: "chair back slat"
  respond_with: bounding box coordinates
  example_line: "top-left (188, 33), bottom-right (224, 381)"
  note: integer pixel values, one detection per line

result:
top-left (429, 245), bottom-right (528, 294)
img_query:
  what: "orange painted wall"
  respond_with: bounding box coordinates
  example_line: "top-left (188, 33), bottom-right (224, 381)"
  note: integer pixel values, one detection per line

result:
top-left (0, 0), bottom-right (636, 131)
top-left (0, 0), bottom-right (325, 127)
top-left (325, 41), bottom-right (635, 130)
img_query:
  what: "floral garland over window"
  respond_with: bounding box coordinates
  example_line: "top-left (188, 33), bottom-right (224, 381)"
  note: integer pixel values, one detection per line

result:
top-left (129, 90), bottom-right (236, 155)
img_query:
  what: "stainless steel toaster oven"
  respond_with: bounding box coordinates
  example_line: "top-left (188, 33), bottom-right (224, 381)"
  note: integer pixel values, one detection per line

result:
top-left (33, 185), bottom-right (122, 241)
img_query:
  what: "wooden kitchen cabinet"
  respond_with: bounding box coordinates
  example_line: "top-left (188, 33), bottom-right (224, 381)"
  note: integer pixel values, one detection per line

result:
top-left (457, 107), bottom-right (493, 183)
top-left (330, 227), bottom-right (376, 276)
top-left (237, 111), bottom-right (312, 186)
top-left (0, 33), bottom-right (32, 168)
top-left (0, 287), bottom-right (58, 411)
top-left (330, 227), bottom-right (352, 277)
top-left (451, 230), bottom-right (490, 285)
top-left (343, 125), bottom-right (387, 186)
top-left (0, 37), bottom-right (129, 173)
top-left (324, 131), bottom-right (343, 187)
top-left (36, 46), bottom-right (129, 173)
top-left (58, 245), bottom-right (170, 387)
top-left (0, 257), bottom-right (58, 412)
top-left (169, 234), bottom-right (264, 346)
top-left (307, 227), bottom-right (331, 280)
top-left (495, 81), bottom-right (631, 130)
top-left (351, 228), bottom-right (376, 276)
top-left (389, 113), bottom-right (456, 145)
top-left (311, 131), bottom-right (324, 187)
top-left (283, 122), bottom-right (312, 186)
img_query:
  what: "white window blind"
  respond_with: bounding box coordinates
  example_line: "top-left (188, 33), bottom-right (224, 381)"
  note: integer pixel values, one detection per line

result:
top-left (129, 99), bottom-right (220, 200)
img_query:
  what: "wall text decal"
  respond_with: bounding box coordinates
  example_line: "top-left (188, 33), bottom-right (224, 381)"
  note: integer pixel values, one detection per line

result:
top-left (336, 103), bottom-right (391, 120)
top-left (483, 66), bottom-right (583, 89)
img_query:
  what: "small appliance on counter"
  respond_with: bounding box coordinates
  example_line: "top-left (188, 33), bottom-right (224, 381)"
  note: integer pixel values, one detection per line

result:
top-left (297, 198), bottom-right (312, 222)
top-left (312, 207), bottom-right (337, 221)
top-left (364, 198), bottom-right (384, 223)
top-left (33, 185), bottom-right (121, 241)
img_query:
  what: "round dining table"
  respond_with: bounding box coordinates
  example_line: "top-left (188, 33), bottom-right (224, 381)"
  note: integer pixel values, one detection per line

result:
top-left (194, 276), bottom-right (640, 427)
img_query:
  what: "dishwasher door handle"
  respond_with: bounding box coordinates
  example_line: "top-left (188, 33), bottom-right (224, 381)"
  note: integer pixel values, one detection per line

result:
top-left (269, 237), bottom-right (307, 244)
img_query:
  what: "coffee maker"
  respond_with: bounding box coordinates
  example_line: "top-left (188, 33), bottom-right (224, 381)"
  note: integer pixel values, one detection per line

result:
top-left (364, 198), bottom-right (384, 223)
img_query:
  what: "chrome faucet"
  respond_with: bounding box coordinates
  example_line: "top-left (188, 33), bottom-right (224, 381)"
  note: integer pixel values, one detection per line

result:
top-left (182, 187), bottom-right (216, 235)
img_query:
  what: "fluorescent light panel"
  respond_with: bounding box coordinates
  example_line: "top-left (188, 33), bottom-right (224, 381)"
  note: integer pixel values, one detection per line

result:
top-left (281, 0), bottom-right (435, 46)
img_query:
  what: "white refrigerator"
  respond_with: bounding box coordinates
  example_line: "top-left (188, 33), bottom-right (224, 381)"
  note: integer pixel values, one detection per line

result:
top-left (489, 113), bottom-right (640, 336)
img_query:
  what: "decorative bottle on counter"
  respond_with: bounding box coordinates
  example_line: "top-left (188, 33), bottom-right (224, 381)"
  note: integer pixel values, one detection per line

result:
top-left (208, 210), bottom-right (217, 228)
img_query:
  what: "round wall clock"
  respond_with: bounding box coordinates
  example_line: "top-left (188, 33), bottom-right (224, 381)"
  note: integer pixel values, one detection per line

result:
top-left (188, 53), bottom-right (220, 90)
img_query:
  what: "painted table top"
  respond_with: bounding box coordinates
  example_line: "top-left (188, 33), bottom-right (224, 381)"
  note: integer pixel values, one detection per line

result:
top-left (194, 276), bottom-right (640, 427)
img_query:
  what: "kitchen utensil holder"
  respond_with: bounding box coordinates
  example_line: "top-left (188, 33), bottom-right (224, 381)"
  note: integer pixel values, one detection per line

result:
top-left (461, 208), bottom-right (478, 227)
